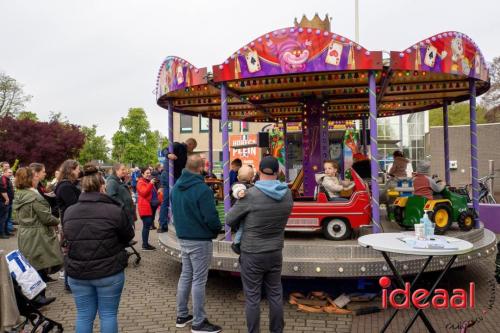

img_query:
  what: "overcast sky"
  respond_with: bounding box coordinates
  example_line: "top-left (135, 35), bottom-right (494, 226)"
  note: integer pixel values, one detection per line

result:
top-left (1, 0), bottom-right (499, 140)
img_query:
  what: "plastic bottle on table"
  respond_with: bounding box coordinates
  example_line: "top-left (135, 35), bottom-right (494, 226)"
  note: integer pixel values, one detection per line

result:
top-left (420, 212), bottom-right (433, 239)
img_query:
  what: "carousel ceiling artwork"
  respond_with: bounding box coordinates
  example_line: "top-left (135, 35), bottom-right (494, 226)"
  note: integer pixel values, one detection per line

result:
top-left (156, 15), bottom-right (490, 122)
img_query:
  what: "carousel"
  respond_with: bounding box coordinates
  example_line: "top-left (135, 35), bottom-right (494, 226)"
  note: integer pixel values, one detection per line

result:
top-left (155, 15), bottom-right (496, 277)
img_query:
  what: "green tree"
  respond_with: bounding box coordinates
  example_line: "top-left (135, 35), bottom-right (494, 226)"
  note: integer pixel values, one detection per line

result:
top-left (17, 111), bottom-right (38, 121)
top-left (78, 125), bottom-right (110, 164)
top-left (0, 72), bottom-right (32, 117)
top-left (112, 108), bottom-right (159, 166)
top-left (429, 102), bottom-right (488, 126)
top-left (481, 56), bottom-right (500, 111)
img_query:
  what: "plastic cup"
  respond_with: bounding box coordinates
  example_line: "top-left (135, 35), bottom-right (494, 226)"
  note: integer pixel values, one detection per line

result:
top-left (414, 224), bottom-right (425, 240)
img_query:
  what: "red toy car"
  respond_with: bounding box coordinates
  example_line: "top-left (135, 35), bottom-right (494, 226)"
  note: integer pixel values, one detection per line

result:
top-left (286, 168), bottom-right (371, 240)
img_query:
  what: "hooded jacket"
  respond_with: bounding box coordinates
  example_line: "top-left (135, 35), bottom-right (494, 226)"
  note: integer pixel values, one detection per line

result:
top-left (136, 177), bottom-right (154, 217)
top-left (63, 192), bottom-right (135, 280)
top-left (171, 169), bottom-right (221, 240)
top-left (388, 156), bottom-right (410, 178)
top-left (226, 180), bottom-right (293, 254)
top-left (13, 189), bottom-right (63, 270)
top-left (106, 174), bottom-right (136, 224)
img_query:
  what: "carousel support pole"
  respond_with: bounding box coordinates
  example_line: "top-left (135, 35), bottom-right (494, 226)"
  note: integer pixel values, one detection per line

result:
top-left (208, 117), bottom-right (213, 177)
top-left (368, 71), bottom-right (381, 233)
top-left (361, 117), bottom-right (368, 155)
top-left (167, 101), bottom-right (174, 220)
top-left (443, 101), bottom-right (451, 185)
top-left (469, 79), bottom-right (480, 228)
top-left (220, 83), bottom-right (231, 240)
top-left (283, 122), bottom-right (289, 182)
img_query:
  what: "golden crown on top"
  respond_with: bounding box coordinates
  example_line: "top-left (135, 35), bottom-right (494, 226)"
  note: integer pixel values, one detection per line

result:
top-left (294, 13), bottom-right (331, 32)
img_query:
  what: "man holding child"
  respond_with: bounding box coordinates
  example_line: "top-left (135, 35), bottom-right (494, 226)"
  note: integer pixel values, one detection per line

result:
top-left (226, 156), bottom-right (293, 333)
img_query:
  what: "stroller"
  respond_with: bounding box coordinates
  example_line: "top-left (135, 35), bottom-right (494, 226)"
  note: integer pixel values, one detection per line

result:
top-left (13, 281), bottom-right (64, 333)
top-left (127, 240), bottom-right (141, 267)
top-left (5, 250), bottom-right (63, 333)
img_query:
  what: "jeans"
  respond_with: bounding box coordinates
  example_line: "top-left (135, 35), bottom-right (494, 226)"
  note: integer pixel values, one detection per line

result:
top-left (151, 205), bottom-right (159, 228)
top-left (176, 239), bottom-right (213, 326)
top-left (159, 198), bottom-right (169, 231)
top-left (68, 271), bottom-right (125, 333)
top-left (234, 227), bottom-right (243, 244)
top-left (0, 203), bottom-right (8, 235)
top-left (240, 250), bottom-right (284, 333)
top-left (141, 216), bottom-right (152, 247)
top-left (7, 204), bottom-right (13, 233)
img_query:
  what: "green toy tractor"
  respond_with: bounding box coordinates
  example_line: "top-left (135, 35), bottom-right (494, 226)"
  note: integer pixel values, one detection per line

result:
top-left (393, 187), bottom-right (475, 233)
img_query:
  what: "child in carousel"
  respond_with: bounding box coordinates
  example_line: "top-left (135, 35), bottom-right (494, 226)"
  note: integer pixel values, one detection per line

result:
top-left (230, 165), bottom-right (255, 254)
top-left (413, 160), bottom-right (446, 200)
top-left (315, 160), bottom-right (352, 201)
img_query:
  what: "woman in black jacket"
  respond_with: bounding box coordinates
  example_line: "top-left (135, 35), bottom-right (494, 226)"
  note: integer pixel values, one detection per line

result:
top-left (55, 159), bottom-right (81, 291)
top-left (64, 164), bottom-right (134, 333)
top-left (55, 159), bottom-right (81, 221)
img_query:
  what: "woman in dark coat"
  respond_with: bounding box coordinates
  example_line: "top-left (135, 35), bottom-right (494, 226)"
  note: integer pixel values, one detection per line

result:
top-left (64, 164), bottom-right (134, 333)
top-left (106, 163), bottom-right (136, 226)
top-left (55, 160), bottom-right (81, 221)
top-left (55, 159), bottom-right (81, 291)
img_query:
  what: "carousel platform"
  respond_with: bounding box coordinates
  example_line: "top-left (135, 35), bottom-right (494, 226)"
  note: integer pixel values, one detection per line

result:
top-left (158, 216), bottom-right (497, 278)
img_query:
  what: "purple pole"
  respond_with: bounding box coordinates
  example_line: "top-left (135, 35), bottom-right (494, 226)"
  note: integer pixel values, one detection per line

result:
top-left (283, 122), bottom-right (289, 182)
top-left (221, 83), bottom-right (231, 240)
top-left (368, 71), bottom-right (381, 233)
top-left (167, 101), bottom-right (174, 220)
top-left (469, 79), bottom-right (480, 227)
top-left (443, 101), bottom-right (451, 185)
top-left (361, 117), bottom-right (368, 155)
top-left (208, 117), bottom-right (213, 177)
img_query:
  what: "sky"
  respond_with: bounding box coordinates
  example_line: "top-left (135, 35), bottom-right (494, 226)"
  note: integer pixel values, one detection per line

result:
top-left (1, 0), bottom-right (499, 140)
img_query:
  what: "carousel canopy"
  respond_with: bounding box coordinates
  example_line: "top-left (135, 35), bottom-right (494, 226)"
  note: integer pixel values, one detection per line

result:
top-left (156, 28), bottom-right (489, 122)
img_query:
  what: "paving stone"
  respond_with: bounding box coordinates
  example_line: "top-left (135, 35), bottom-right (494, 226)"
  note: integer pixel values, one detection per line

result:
top-left (2, 223), bottom-right (499, 333)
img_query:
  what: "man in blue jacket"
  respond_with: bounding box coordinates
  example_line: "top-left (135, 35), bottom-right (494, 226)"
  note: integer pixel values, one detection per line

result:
top-left (171, 154), bottom-right (222, 333)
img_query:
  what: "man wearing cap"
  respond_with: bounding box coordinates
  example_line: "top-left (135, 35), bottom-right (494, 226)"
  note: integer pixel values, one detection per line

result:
top-left (413, 160), bottom-right (446, 200)
top-left (226, 156), bottom-right (293, 333)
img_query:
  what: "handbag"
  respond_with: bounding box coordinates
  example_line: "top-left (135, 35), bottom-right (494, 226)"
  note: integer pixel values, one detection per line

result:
top-left (150, 187), bottom-right (160, 207)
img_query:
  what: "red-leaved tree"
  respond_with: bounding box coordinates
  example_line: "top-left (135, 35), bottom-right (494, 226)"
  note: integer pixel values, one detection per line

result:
top-left (0, 117), bottom-right (85, 175)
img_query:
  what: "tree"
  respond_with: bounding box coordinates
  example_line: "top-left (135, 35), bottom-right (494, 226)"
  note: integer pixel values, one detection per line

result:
top-left (112, 108), bottom-right (159, 166)
top-left (481, 56), bottom-right (500, 111)
top-left (0, 117), bottom-right (85, 175)
top-left (429, 102), bottom-right (488, 126)
top-left (0, 72), bottom-right (32, 117)
top-left (78, 125), bottom-right (110, 164)
top-left (17, 111), bottom-right (39, 121)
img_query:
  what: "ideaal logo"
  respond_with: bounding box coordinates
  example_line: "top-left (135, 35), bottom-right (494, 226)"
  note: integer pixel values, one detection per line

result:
top-left (379, 276), bottom-right (475, 309)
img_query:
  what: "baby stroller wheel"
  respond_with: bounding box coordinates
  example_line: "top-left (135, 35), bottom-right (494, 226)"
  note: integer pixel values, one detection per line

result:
top-left (133, 257), bottom-right (141, 267)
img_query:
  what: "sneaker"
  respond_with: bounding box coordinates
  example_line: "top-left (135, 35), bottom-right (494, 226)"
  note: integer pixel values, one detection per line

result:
top-left (191, 319), bottom-right (222, 333)
top-left (141, 244), bottom-right (156, 251)
top-left (176, 315), bottom-right (193, 328)
top-left (231, 242), bottom-right (241, 255)
top-left (157, 228), bottom-right (168, 233)
top-left (43, 276), bottom-right (58, 284)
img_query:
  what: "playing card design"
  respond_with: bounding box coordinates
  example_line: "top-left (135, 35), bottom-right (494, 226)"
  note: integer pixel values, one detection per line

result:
top-left (462, 58), bottom-right (471, 75)
top-left (245, 49), bottom-right (261, 73)
top-left (424, 45), bottom-right (438, 67)
top-left (176, 65), bottom-right (184, 85)
top-left (325, 41), bottom-right (343, 66)
top-left (474, 53), bottom-right (481, 76)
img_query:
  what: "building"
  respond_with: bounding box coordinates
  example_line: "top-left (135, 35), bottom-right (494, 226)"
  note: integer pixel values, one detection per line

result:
top-left (426, 123), bottom-right (500, 196)
top-left (173, 113), bottom-right (265, 161)
top-left (376, 112), bottom-right (428, 171)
